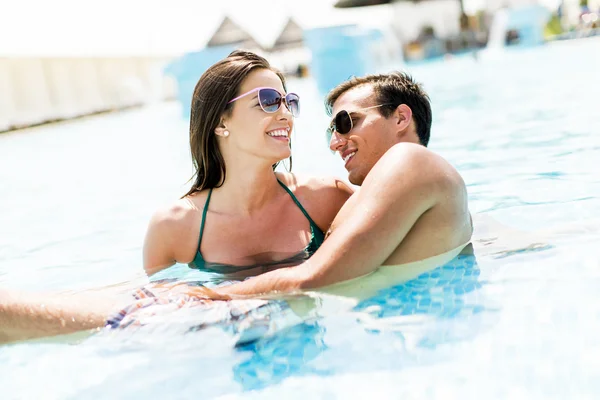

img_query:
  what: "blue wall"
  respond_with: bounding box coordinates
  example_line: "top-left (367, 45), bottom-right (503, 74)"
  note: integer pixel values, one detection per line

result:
top-left (304, 25), bottom-right (383, 96)
top-left (506, 5), bottom-right (551, 47)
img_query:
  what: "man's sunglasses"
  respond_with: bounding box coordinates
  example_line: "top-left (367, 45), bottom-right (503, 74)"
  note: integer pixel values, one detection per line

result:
top-left (326, 104), bottom-right (393, 144)
top-left (228, 87), bottom-right (300, 117)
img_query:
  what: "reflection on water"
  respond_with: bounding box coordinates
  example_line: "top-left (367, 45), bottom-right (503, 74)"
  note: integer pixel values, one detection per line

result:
top-left (226, 255), bottom-right (493, 392)
top-left (355, 255), bottom-right (489, 331)
top-left (235, 322), bottom-right (328, 391)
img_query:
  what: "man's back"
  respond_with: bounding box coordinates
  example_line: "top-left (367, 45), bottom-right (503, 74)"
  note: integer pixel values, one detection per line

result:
top-left (384, 144), bottom-right (471, 266)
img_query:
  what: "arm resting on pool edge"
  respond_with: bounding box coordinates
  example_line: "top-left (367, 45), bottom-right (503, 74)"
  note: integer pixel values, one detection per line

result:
top-left (215, 145), bottom-right (459, 296)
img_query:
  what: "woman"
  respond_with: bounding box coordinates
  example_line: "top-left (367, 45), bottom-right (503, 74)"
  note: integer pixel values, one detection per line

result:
top-left (144, 50), bottom-right (351, 278)
top-left (0, 50), bottom-right (352, 343)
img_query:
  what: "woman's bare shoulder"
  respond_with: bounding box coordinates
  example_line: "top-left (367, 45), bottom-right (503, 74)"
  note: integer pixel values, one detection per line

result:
top-left (143, 191), bottom-right (210, 274)
top-left (276, 172), bottom-right (354, 230)
top-left (146, 191), bottom-right (211, 246)
top-left (276, 172), bottom-right (353, 195)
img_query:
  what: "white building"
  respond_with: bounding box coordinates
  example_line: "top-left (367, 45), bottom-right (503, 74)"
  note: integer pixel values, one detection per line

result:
top-left (0, 56), bottom-right (175, 133)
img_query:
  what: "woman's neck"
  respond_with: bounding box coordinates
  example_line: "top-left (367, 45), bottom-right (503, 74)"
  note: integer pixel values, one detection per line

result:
top-left (212, 159), bottom-right (284, 216)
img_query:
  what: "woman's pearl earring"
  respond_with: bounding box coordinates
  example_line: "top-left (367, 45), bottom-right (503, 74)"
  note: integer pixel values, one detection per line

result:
top-left (223, 130), bottom-right (229, 137)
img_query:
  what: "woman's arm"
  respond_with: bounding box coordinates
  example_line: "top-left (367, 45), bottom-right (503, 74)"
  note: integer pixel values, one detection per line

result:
top-left (143, 210), bottom-right (178, 276)
top-left (0, 288), bottom-right (120, 344)
top-left (143, 199), bottom-right (200, 276)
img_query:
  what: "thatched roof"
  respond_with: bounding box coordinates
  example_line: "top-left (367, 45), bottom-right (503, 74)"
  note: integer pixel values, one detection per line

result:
top-left (271, 18), bottom-right (304, 51)
top-left (206, 16), bottom-right (261, 50)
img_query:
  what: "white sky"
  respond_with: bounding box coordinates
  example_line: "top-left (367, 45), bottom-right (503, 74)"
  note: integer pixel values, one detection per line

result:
top-left (0, 0), bottom-right (571, 56)
top-left (1, 0), bottom-right (392, 56)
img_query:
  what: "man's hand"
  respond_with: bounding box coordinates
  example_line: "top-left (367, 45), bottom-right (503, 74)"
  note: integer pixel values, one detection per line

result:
top-left (149, 282), bottom-right (232, 301)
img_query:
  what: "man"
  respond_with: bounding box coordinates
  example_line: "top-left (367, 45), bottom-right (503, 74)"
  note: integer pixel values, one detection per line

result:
top-left (210, 71), bottom-right (473, 296)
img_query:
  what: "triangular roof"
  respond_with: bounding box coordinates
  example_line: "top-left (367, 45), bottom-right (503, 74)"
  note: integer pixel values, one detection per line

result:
top-left (206, 16), bottom-right (261, 50)
top-left (271, 18), bottom-right (304, 51)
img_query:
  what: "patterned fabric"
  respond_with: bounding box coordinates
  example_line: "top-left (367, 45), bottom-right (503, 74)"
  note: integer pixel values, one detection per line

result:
top-left (104, 284), bottom-right (304, 345)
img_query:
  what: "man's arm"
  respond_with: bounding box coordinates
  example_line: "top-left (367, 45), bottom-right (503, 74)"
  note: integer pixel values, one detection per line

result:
top-left (217, 144), bottom-right (452, 296)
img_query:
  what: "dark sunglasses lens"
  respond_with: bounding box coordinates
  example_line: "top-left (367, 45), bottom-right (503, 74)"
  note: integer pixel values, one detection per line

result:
top-left (286, 93), bottom-right (300, 117)
top-left (335, 111), bottom-right (352, 134)
top-left (259, 89), bottom-right (282, 113)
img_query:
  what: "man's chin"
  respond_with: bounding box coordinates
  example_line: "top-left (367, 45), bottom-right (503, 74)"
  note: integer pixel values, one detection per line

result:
top-left (348, 170), bottom-right (365, 186)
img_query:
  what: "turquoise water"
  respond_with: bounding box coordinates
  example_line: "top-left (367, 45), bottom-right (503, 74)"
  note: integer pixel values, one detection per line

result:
top-left (1, 37), bottom-right (600, 398)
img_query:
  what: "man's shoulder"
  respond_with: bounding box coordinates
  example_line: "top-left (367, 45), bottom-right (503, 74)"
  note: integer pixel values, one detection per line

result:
top-left (381, 142), bottom-right (441, 165)
top-left (369, 143), bottom-right (464, 193)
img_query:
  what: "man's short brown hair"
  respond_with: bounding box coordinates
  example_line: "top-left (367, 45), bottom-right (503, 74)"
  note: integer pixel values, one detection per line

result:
top-left (325, 72), bottom-right (432, 146)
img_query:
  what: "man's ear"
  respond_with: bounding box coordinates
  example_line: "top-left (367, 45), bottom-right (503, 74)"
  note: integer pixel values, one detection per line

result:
top-left (394, 104), bottom-right (413, 132)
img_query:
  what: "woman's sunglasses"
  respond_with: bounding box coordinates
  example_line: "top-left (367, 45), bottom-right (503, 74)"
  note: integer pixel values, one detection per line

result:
top-left (228, 87), bottom-right (300, 117)
top-left (326, 104), bottom-right (393, 144)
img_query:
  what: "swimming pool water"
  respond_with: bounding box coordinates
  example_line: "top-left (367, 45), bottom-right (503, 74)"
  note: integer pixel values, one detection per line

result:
top-left (1, 37), bottom-right (599, 399)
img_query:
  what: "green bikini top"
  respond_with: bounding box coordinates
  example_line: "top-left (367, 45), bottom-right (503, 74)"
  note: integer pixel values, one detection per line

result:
top-left (188, 180), bottom-right (325, 277)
